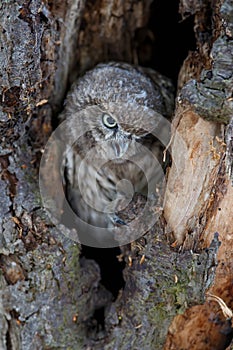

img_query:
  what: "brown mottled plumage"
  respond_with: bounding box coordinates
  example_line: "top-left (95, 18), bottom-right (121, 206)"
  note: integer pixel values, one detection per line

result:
top-left (62, 62), bottom-right (174, 247)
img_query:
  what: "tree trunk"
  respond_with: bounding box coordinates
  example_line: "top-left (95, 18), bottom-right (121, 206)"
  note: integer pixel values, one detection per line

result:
top-left (0, 0), bottom-right (232, 349)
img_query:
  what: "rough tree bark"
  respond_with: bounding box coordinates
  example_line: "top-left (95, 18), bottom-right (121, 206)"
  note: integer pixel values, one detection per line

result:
top-left (0, 1), bottom-right (232, 350)
top-left (163, 0), bottom-right (233, 348)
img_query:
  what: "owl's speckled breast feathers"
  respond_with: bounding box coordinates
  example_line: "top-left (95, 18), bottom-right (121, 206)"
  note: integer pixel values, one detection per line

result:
top-left (62, 62), bottom-right (174, 246)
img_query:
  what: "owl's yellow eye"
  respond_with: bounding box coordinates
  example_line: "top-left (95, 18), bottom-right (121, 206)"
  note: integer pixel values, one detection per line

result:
top-left (102, 114), bottom-right (117, 129)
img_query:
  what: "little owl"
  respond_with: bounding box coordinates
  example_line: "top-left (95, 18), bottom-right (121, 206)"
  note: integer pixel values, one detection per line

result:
top-left (62, 62), bottom-right (174, 247)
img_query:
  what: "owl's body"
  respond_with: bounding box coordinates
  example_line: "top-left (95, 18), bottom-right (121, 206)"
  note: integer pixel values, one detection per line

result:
top-left (63, 62), bottom-right (173, 247)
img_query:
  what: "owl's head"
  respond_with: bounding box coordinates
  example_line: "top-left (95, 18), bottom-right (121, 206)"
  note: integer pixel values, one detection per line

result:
top-left (64, 62), bottom-right (173, 159)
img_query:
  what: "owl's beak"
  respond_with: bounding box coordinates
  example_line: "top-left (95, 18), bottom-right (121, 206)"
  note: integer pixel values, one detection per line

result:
top-left (112, 133), bottom-right (131, 159)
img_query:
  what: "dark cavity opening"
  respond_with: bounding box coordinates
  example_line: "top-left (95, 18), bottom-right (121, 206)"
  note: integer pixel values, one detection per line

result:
top-left (81, 245), bottom-right (125, 300)
top-left (92, 307), bottom-right (105, 332)
top-left (81, 245), bottom-right (125, 332)
top-left (138, 0), bottom-right (196, 83)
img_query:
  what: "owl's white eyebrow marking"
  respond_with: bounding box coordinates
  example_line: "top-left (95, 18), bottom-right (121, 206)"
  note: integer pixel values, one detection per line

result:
top-left (104, 131), bottom-right (115, 140)
top-left (119, 129), bottom-right (131, 136)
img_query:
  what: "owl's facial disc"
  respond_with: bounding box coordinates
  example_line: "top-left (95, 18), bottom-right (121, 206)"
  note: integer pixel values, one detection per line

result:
top-left (111, 130), bottom-right (132, 159)
top-left (100, 112), bottom-right (134, 159)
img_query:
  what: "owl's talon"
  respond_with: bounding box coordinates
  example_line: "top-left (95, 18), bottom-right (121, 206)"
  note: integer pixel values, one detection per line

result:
top-left (112, 215), bottom-right (127, 226)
